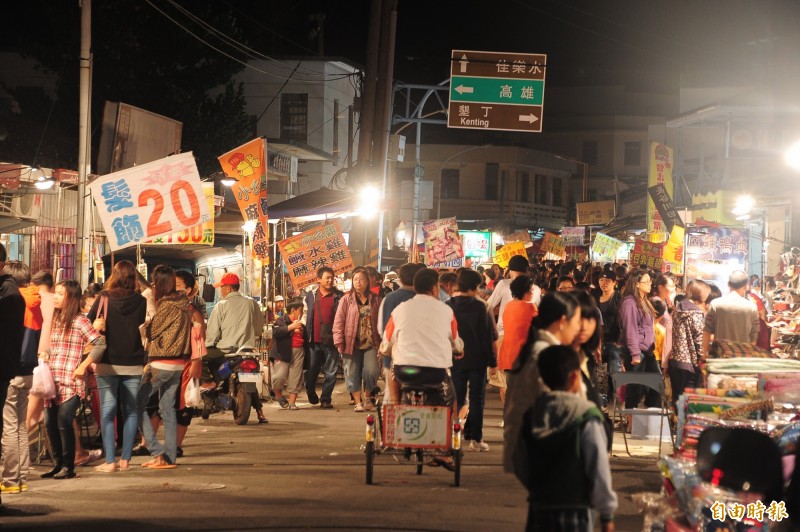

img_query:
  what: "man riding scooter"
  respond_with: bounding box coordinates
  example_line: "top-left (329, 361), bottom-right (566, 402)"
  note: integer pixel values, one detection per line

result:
top-left (205, 273), bottom-right (268, 424)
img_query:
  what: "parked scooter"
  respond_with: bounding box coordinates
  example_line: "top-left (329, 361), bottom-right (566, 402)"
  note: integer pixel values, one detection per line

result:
top-left (201, 346), bottom-right (262, 425)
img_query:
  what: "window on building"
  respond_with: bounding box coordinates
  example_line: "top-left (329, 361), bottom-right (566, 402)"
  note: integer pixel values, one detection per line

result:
top-left (534, 174), bottom-right (548, 204)
top-left (624, 141), bottom-right (641, 166)
top-left (485, 163), bottom-right (499, 200)
top-left (517, 171), bottom-right (530, 202)
top-left (552, 178), bottom-right (563, 207)
top-left (582, 140), bottom-right (598, 166)
top-left (280, 93), bottom-right (308, 142)
top-left (441, 169), bottom-right (460, 199)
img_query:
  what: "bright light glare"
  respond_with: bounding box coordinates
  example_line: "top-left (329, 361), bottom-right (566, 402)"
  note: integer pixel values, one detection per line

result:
top-left (242, 220), bottom-right (257, 233)
top-left (34, 176), bottom-right (54, 190)
top-left (220, 176), bottom-right (236, 186)
top-left (358, 186), bottom-right (381, 218)
top-left (732, 195), bottom-right (754, 216)
top-left (785, 140), bottom-right (800, 171)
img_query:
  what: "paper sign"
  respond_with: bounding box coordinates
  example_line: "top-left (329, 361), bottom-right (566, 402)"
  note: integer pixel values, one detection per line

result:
top-left (647, 142), bottom-right (674, 234)
top-left (493, 241), bottom-right (527, 268)
top-left (217, 138), bottom-right (268, 258)
top-left (631, 239), bottom-right (665, 270)
top-left (592, 232), bottom-right (624, 261)
top-left (540, 232), bottom-right (566, 259)
top-left (422, 217), bottom-right (464, 265)
top-left (145, 182), bottom-right (215, 246)
top-left (662, 225), bottom-right (685, 274)
top-left (505, 230), bottom-right (531, 244)
top-left (88, 152), bottom-right (211, 251)
top-left (278, 221), bottom-right (354, 290)
top-left (576, 200), bottom-right (616, 226)
top-left (561, 227), bottom-right (586, 246)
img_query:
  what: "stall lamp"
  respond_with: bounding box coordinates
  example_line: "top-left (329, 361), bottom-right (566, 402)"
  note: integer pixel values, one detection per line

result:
top-left (34, 175), bottom-right (55, 190)
top-left (220, 175), bottom-right (236, 187)
top-left (242, 220), bottom-right (257, 233)
top-left (358, 186), bottom-right (381, 219)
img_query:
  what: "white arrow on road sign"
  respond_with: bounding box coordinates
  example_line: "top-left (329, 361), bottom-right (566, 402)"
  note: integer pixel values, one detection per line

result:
top-left (518, 114), bottom-right (539, 123)
top-left (455, 85), bottom-right (474, 95)
top-left (459, 54), bottom-right (469, 73)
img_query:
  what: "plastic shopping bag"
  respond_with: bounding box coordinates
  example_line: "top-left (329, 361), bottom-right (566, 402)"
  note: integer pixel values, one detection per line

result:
top-left (31, 360), bottom-right (56, 399)
top-left (184, 378), bottom-right (203, 408)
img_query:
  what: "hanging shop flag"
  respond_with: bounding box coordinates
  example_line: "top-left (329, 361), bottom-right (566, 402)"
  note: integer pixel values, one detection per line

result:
top-left (662, 225), bottom-right (685, 275)
top-left (89, 152), bottom-right (211, 251)
top-left (646, 142), bottom-right (674, 235)
top-left (422, 217), bottom-right (464, 266)
top-left (591, 232), bottom-right (624, 261)
top-left (278, 221), bottom-right (354, 290)
top-left (217, 138), bottom-right (268, 258)
top-left (505, 230), bottom-right (532, 244)
top-left (493, 241), bottom-right (527, 269)
top-left (540, 232), bottom-right (566, 259)
top-left (561, 226), bottom-right (586, 246)
top-left (648, 183), bottom-right (684, 234)
top-left (631, 239), bottom-right (665, 270)
top-left (145, 182), bottom-right (215, 246)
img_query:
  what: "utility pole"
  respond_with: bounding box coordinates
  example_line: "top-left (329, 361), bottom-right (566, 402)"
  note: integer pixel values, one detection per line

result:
top-left (76, 0), bottom-right (92, 288)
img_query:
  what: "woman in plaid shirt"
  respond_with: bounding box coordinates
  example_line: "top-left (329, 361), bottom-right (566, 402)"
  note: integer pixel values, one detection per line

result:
top-left (39, 280), bottom-right (106, 480)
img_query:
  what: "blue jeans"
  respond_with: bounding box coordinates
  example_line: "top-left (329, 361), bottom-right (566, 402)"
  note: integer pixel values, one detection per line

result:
top-left (451, 368), bottom-right (487, 442)
top-left (305, 343), bottom-right (339, 403)
top-left (136, 367), bottom-right (181, 464)
top-left (603, 343), bottom-right (623, 399)
top-left (96, 374), bottom-right (141, 462)
top-left (343, 348), bottom-right (379, 395)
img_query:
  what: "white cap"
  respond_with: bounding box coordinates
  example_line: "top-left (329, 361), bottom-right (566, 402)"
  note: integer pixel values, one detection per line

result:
top-left (274, 295), bottom-right (284, 302)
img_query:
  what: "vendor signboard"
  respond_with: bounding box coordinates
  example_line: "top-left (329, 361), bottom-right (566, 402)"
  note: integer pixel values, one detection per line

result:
top-left (217, 138), bottom-right (269, 258)
top-left (422, 217), bottom-right (464, 266)
top-left (278, 221), bottom-right (354, 290)
top-left (631, 239), bottom-right (664, 270)
top-left (145, 182), bottom-right (215, 246)
top-left (493, 241), bottom-right (527, 268)
top-left (89, 152), bottom-right (211, 251)
top-left (591, 232), bottom-right (624, 262)
top-left (540, 232), bottom-right (566, 260)
top-left (685, 227), bottom-right (748, 293)
top-left (561, 226), bottom-right (586, 246)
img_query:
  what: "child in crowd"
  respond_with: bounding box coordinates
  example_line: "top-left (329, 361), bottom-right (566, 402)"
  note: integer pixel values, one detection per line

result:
top-left (269, 298), bottom-right (305, 410)
top-left (650, 298), bottom-right (667, 366)
top-left (526, 345), bottom-right (617, 532)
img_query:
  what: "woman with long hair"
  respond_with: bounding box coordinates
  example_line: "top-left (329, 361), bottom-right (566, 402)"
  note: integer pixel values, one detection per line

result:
top-left (39, 280), bottom-right (106, 479)
top-left (136, 265), bottom-right (192, 469)
top-left (333, 267), bottom-right (381, 412)
top-left (86, 260), bottom-right (147, 472)
top-left (504, 292), bottom-right (582, 483)
top-left (619, 269), bottom-right (660, 422)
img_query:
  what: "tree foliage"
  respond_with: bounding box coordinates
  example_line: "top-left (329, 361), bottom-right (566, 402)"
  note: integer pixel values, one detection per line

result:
top-left (2, 0), bottom-right (252, 175)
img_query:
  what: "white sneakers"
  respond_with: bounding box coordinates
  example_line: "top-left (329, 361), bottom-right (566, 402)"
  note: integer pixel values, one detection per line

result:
top-left (467, 440), bottom-right (490, 452)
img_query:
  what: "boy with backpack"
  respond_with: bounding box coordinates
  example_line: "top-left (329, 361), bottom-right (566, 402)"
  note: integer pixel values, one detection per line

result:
top-left (526, 344), bottom-right (617, 532)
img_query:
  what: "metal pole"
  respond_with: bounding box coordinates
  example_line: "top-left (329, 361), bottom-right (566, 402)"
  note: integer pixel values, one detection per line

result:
top-left (76, 0), bottom-right (92, 287)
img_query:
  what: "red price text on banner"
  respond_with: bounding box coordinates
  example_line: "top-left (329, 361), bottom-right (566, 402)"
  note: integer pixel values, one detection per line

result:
top-left (89, 153), bottom-right (211, 251)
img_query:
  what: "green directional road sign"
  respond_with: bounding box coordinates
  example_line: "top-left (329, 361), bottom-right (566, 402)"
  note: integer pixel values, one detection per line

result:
top-left (448, 50), bottom-right (547, 133)
top-left (449, 76), bottom-right (544, 106)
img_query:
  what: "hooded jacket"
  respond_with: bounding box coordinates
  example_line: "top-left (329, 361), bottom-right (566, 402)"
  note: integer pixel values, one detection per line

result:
top-left (333, 291), bottom-right (380, 355)
top-left (0, 274), bottom-right (25, 381)
top-left (147, 292), bottom-right (192, 360)
top-left (88, 290), bottom-right (147, 367)
top-left (446, 295), bottom-right (498, 370)
top-left (670, 298), bottom-right (705, 371)
top-left (528, 391), bottom-right (617, 520)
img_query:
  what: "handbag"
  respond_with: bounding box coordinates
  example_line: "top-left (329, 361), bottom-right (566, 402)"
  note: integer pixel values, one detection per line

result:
top-left (31, 359), bottom-right (56, 399)
top-left (92, 295), bottom-right (108, 333)
top-left (184, 378), bottom-right (203, 408)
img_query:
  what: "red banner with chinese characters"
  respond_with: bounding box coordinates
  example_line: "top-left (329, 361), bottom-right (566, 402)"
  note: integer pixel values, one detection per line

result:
top-left (217, 138), bottom-right (268, 258)
top-left (277, 221), bottom-right (354, 290)
top-left (631, 239), bottom-right (665, 270)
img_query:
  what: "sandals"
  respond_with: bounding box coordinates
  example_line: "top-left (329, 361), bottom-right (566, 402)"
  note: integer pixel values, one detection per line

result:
top-left (94, 462), bottom-right (117, 473)
top-left (142, 456), bottom-right (177, 469)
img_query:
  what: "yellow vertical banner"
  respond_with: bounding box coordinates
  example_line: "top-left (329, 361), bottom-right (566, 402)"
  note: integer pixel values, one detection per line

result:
top-left (662, 225), bottom-right (685, 274)
top-left (647, 142), bottom-right (674, 235)
top-left (217, 138), bottom-right (269, 258)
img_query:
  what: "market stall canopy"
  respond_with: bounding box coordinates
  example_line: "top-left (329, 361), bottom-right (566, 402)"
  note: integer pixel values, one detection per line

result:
top-left (268, 187), bottom-right (361, 223)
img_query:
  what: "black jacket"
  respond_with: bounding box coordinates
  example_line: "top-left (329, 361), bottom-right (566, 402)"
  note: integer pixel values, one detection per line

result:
top-left (446, 295), bottom-right (498, 370)
top-left (0, 274), bottom-right (25, 381)
top-left (88, 291), bottom-right (147, 367)
top-left (269, 314), bottom-right (298, 363)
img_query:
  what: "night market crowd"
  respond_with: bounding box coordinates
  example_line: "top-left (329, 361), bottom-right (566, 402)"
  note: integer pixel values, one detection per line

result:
top-left (1, 240), bottom-right (797, 530)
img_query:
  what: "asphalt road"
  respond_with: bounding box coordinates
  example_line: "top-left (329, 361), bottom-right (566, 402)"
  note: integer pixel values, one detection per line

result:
top-left (1, 383), bottom-right (661, 531)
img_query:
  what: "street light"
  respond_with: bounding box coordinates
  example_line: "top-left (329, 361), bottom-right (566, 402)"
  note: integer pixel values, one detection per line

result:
top-left (358, 185), bottom-right (381, 219)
